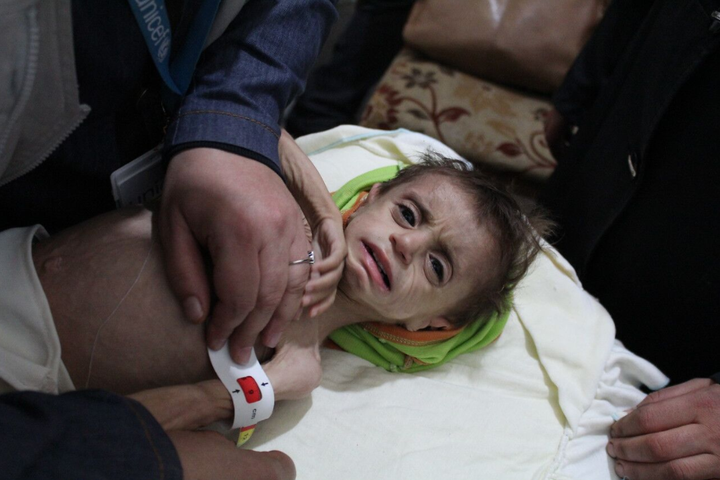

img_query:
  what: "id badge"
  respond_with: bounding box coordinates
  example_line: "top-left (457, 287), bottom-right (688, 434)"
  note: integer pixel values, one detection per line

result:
top-left (110, 144), bottom-right (165, 208)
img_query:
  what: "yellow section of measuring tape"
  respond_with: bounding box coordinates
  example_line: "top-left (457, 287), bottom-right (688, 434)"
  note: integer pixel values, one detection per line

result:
top-left (237, 425), bottom-right (256, 446)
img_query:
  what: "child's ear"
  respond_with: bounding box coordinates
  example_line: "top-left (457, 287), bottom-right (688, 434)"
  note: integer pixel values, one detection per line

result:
top-left (366, 183), bottom-right (382, 202)
top-left (347, 183), bottom-right (381, 223)
top-left (427, 316), bottom-right (452, 330)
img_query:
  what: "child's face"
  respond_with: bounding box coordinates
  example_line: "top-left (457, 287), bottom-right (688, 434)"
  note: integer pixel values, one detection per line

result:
top-left (340, 174), bottom-right (496, 330)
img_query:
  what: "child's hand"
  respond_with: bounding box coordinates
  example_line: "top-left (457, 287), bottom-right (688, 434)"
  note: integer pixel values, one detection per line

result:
top-left (303, 214), bottom-right (346, 318)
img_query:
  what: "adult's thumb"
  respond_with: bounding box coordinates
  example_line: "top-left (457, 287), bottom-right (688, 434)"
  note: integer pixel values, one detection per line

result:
top-left (247, 450), bottom-right (296, 480)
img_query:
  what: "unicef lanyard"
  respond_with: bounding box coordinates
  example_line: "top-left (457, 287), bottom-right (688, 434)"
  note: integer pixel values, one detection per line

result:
top-left (128, 0), bottom-right (221, 95)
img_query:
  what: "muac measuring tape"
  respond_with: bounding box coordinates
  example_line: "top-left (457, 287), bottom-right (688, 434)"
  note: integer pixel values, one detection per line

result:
top-left (208, 345), bottom-right (274, 446)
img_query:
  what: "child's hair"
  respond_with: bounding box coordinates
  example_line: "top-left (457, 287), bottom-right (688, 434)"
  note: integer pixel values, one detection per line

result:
top-left (377, 153), bottom-right (552, 327)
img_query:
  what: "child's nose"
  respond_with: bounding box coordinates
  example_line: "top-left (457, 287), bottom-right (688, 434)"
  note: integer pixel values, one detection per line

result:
top-left (390, 230), bottom-right (426, 265)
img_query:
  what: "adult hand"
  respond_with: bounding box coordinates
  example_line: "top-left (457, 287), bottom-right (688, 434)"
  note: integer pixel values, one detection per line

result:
top-left (160, 148), bottom-right (312, 363)
top-left (607, 378), bottom-right (720, 480)
top-left (544, 107), bottom-right (573, 161)
top-left (170, 431), bottom-right (295, 480)
top-left (131, 381), bottom-right (295, 479)
top-left (129, 380), bottom-right (233, 431)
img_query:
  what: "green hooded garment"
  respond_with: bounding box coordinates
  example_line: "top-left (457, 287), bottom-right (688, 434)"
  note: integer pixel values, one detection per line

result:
top-left (327, 166), bottom-right (511, 373)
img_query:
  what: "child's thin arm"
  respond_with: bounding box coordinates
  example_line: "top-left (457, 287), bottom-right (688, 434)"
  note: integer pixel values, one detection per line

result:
top-left (279, 129), bottom-right (346, 317)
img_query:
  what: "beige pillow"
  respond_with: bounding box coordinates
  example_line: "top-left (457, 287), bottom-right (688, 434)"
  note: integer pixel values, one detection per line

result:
top-left (360, 49), bottom-right (557, 183)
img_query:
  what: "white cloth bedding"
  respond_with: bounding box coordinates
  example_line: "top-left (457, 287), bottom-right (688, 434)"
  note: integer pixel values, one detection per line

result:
top-left (243, 126), bottom-right (668, 479)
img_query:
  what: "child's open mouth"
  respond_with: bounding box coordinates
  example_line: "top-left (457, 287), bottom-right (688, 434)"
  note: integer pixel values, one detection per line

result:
top-left (362, 242), bottom-right (391, 290)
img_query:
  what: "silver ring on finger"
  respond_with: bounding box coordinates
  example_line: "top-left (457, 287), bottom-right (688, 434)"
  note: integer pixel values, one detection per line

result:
top-left (289, 250), bottom-right (315, 266)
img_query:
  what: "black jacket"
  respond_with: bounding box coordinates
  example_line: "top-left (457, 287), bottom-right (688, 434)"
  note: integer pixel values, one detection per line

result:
top-left (540, 0), bottom-right (720, 383)
top-left (0, 390), bottom-right (182, 480)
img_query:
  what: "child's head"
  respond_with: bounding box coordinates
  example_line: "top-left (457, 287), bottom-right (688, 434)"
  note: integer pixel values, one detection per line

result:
top-left (340, 153), bottom-right (548, 330)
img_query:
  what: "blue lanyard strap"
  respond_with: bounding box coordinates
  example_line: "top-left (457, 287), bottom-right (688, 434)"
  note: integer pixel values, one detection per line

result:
top-left (128, 0), bottom-right (221, 95)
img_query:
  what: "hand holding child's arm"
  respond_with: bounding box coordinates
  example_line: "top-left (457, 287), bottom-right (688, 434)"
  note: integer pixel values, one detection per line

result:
top-left (129, 382), bottom-right (295, 480)
top-left (128, 380), bottom-right (233, 431)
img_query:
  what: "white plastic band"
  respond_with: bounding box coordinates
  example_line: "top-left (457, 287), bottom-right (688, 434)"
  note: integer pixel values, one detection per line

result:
top-left (208, 345), bottom-right (274, 430)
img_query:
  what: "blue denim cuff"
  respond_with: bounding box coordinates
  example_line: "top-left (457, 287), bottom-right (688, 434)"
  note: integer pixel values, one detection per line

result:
top-left (165, 108), bottom-right (281, 172)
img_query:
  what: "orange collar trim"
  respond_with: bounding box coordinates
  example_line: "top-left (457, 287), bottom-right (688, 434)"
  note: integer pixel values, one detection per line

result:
top-left (361, 322), bottom-right (464, 347)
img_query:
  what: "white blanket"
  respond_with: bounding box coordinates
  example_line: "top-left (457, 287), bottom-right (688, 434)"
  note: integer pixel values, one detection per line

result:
top-left (244, 126), bottom-right (668, 480)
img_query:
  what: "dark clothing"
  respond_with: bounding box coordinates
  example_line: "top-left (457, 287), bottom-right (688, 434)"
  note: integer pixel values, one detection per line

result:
top-left (285, 0), bottom-right (414, 137)
top-left (0, 0), bottom-right (337, 232)
top-left (0, 390), bottom-right (182, 480)
top-left (540, 0), bottom-right (720, 383)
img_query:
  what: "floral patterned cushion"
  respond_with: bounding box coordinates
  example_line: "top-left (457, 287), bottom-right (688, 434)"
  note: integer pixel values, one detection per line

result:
top-left (360, 49), bottom-right (557, 182)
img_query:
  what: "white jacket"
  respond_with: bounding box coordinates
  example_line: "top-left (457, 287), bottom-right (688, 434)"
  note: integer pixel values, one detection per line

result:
top-left (0, 0), bottom-right (90, 187)
top-left (0, 0), bottom-right (248, 188)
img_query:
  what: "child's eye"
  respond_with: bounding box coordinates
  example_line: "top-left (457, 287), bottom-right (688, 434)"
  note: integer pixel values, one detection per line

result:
top-left (399, 205), bottom-right (416, 226)
top-left (430, 256), bottom-right (444, 282)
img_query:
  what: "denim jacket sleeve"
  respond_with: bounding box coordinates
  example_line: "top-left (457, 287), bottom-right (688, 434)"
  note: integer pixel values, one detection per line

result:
top-left (164, 0), bottom-right (338, 176)
top-left (0, 390), bottom-right (182, 480)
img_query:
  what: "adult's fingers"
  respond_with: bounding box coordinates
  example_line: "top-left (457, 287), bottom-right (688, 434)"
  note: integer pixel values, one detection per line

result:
top-left (613, 453), bottom-right (720, 480)
top-left (637, 378), bottom-right (713, 408)
top-left (205, 230), bottom-right (260, 357)
top-left (159, 208), bottom-right (211, 324)
top-left (609, 424), bottom-right (707, 463)
top-left (226, 228), bottom-right (310, 362)
top-left (224, 242), bottom-right (287, 362)
top-left (612, 389), bottom-right (700, 438)
top-left (170, 430), bottom-right (296, 480)
top-left (235, 449), bottom-right (296, 480)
